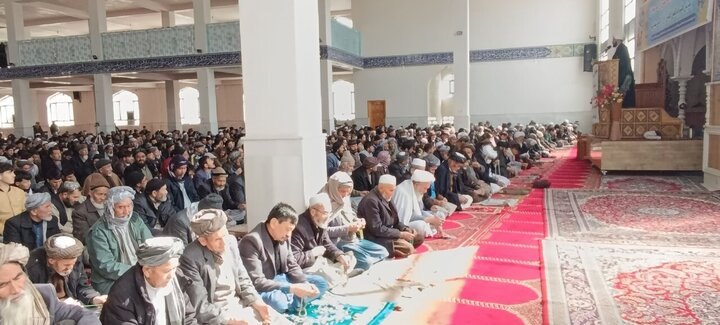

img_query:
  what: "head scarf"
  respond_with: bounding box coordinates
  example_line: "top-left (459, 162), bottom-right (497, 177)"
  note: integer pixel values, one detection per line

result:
top-left (377, 151), bottom-right (391, 168)
top-left (44, 235), bottom-right (84, 260)
top-left (0, 242), bottom-right (29, 266)
top-left (321, 172), bottom-right (354, 214)
top-left (190, 209), bottom-right (227, 237)
top-left (105, 186), bottom-right (136, 224)
top-left (362, 156), bottom-right (378, 170)
top-left (104, 186), bottom-right (139, 266)
top-left (137, 237), bottom-right (184, 267)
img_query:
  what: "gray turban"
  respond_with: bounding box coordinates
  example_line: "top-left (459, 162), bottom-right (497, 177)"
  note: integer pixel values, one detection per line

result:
top-left (137, 237), bottom-right (184, 267)
top-left (26, 192), bottom-right (51, 211)
top-left (45, 235), bottom-right (84, 260)
top-left (190, 209), bottom-right (228, 237)
top-left (106, 186), bottom-right (136, 206)
top-left (0, 242), bottom-right (29, 266)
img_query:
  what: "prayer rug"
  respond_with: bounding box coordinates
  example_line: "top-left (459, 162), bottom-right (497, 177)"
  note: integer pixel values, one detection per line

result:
top-left (600, 175), bottom-right (707, 192)
top-left (420, 209), bottom-right (503, 252)
top-left (543, 240), bottom-right (720, 325)
top-left (545, 189), bottom-right (720, 247)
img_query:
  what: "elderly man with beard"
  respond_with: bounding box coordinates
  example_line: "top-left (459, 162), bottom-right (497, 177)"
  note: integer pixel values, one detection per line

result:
top-left (435, 152), bottom-right (473, 210)
top-left (290, 194), bottom-right (356, 286)
top-left (26, 234), bottom-right (107, 306)
top-left (134, 179), bottom-right (175, 230)
top-left (4, 193), bottom-right (61, 250)
top-left (358, 175), bottom-right (424, 258)
top-left (53, 181), bottom-right (82, 235)
top-left (240, 203), bottom-right (327, 314)
top-left (73, 174), bottom-right (110, 244)
top-left (180, 209), bottom-right (285, 324)
top-left (89, 158), bottom-right (122, 189)
top-left (198, 167), bottom-right (242, 212)
top-left (71, 144), bottom-right (94, 185)
top-left (391, 170), bottom-right (450, 239)
top-left (87, 186), bottom-right (153, 294)
top-left (102, 237), bottom-right (196, 325)
top-left (0, 242), bottom-right (100, 324)
top-left (124, 149), bottom-right (155, 181)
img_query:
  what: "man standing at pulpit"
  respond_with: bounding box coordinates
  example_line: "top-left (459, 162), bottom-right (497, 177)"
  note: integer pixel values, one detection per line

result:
top-left (612, 37), bottom-right (636, 108)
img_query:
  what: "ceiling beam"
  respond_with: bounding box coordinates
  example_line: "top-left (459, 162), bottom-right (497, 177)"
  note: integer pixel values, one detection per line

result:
top-left (128, 0), bottom-right (172, 12)
top-left (331, 9), bottom-right (352, 17)
top-left (24, 1), bottom-right (89, 20)
top-left (117, 72), bottom-right (175, 81)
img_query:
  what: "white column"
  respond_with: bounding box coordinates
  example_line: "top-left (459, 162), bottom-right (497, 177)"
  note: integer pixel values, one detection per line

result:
top-left (5, 0), bottom-right (37, 137)
top-left (319, 0), bottom-right (335, 132)
top-left (239, 0), bottom-right (327, 227)
top-left (673, 75), bottom-right (692, 124)
top-left (609, 0), bottom-right (624, 41)
top-left (88, 0), bottom-right (114, 133)
top-left (162, 11), bottom-right (182, 131)
top-left (193, 0), bottom-right (210, 53)
top-left (452, 0), bottom-right (470, 130)
top-left (196, 68), bottom-right (218, 133)
top-left (88, 0), bottom-right (106, 60)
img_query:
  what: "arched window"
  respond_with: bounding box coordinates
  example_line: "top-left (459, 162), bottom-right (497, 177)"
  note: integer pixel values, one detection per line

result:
top-left (332, 80), bottom-right (355, 121)
top-left (47, 92), bottom-right (74, 127)
top-left (179, 87), bottom-right (200, 125)
top-left (113, 90), bottom-right (140, 126)
top-left (440, 74), bottom-right (455, 100)
top-left (0, 96), bottom-right (14, 128)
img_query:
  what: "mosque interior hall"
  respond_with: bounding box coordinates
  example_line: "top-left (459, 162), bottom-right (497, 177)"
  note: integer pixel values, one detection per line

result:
top-left (0, 0), bottom-right (719, 324)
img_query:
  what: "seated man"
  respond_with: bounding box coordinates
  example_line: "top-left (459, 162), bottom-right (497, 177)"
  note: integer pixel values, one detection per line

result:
top-left (86, 186), bottom-right (153, 294)
top-left (101, 237), bottom-right (196, 324)
top-left (197, 168), bottom-right (245, 224)
top-left (357, 175), bottom-right (424, 258)
top-left (240, 203), bottom-right (328, 314)
top-left (435, 152), bottom-right (474, 210)
top-left (133, 179), bottom-right (175, 231)
top-left (391, 170), bottom-right (450, 238)
top-left (73, 174), bottom-right (110, 244)
top-left (180, 209), bottom-right (282, 324)
top-left (165, 155), bottom-right (200, 213)
top-left (0, 242), bottom-right (100, 324)
top-left (164, 193), bottom-right (223, 246)
top-left (290, 194), bottom-right (356, 286)
top-left (3, 192), bottom-right (61, 250)
top-left (53, 181), bottom-right (83, 235)
top-left (26, 234), bottom-right (107, 306)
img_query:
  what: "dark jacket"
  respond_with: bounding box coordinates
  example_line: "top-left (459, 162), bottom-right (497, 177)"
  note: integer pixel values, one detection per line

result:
top-left (239, 223), bottom-right (306, 293)
top-left (227, 173), bottom-right (246, 205)
top-left (72, 199), bottom-right (103, 244)
top-left (101, 265), bottom-right (197, 325)
top-left (162, 206), bottom-right (195, 246)
top-left (196, 180), bottom-right (239, 211)
top-left (124, 162), bottom-right (156, 180)
top-left (356, 188), bottom-right (410, 253)
top-left (2, 211), bottom-right (61, 250)
top-left (26, 247), bottom-right (100, 305)
top-left (388, 162), bottom-right (410, 184)
top-left (351, 167), bottom-right (381, 192)
top-left (70, 155), bottom-right (94, 185)
top-left (290, 210), bottom-right (344, 269)
top-left (0, 284), bottom-right (100, 325)
top-left (165, 175), bottom-right (200, 212)
top-left (178, 237), bottom-right (260, 324)
top-left (434, 161), bottom-right (463, 210)
top-left (133, 193), bottom-right (175, 229)
top-left (38, 183), bottom-right (68, 226)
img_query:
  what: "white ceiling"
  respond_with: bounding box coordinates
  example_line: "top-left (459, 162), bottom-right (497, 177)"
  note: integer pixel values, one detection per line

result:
top-left (0, 0), bottom-right (353, 41)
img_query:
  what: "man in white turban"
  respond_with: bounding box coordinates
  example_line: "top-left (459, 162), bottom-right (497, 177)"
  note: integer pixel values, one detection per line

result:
top-left (102, 237), bottom-right (196, 324)
top-left (391, 170), bottom-right (451, 238)
top-left (86, 186), bottom-right (153, 294)
top-left (0, 242), bottom-right (100, 325)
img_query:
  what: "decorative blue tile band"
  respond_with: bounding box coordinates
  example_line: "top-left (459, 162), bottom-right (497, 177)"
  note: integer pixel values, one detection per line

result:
top-left (0, 43), bottom-right (590, 79)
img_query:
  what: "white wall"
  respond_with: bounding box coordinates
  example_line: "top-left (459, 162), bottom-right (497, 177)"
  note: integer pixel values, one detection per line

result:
top-left (352, 0), bottom-right (596, 131)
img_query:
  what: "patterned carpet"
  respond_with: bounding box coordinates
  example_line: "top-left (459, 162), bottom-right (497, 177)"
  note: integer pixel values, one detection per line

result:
top-left (599, 175), bottom-right (706, 192)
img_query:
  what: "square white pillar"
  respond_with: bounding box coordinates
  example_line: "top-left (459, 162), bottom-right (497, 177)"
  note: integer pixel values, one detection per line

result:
top-left (239, 0), bottom-right (327, 226)
top-left (12, 80), bottom-right (37, 137)
top-left (197, 68), bottom-right (218, 134)
top-left (93, 74), bottom-right (115, 134)
top-left (452, 0), bottom-right (471, 130)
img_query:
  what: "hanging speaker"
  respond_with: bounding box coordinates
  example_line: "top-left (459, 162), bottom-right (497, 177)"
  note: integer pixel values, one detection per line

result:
top-left (583, 44), bottom-right (597, 72)
top-left (73, 91), bottom-right (81, 102)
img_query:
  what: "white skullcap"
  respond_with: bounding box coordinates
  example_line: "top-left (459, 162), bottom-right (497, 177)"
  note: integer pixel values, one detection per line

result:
top-left (308, 193), bottom-right (332, 213)
top-left (379, 174), bottom-right (396, 185)
top-left (411, 170), bottom-right (435, 183)
top-left (411, 158), bottom-right (426, 168)
top-left (52, 236), bottom-right (77, 249)
top-left (513, 132), bottom-right (526, 138)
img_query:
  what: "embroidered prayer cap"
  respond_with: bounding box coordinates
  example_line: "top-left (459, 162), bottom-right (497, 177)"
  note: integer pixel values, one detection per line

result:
top-left (0, 242), bottom-right (29, 266)
top-left (190, 209), bottom-right (228, 237)
top-left (26, 192), bottom-right (51, 211)
top-left (411, 158), bottom-right (426, 169)
top-left (513, 131), bottom-right (526, 139)
top-left (378, 174), bottom-right (396, 185)
top-left (45, 234), bottom-right (84, 260)
top-left (308, 193), bottom-right (332, 213)
top-left (411, 170), bottom-right (435, 183)
top-left (137, 237), bottom-right (184, 267)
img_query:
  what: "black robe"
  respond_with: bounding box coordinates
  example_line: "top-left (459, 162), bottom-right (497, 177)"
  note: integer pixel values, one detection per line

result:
top-left (612, 42), bottom-right (636, 108)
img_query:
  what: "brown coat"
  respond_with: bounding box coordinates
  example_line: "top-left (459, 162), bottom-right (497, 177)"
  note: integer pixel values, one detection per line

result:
top-left (72, 199), bottom-right (103, 244)
top-left (0, 184), bottom-right (26, 234)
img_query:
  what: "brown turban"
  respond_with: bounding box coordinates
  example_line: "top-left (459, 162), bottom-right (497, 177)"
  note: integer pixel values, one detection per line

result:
top-left (82, 172), bottom-right (111, 196)
top-left (0, 242), bottom-right (30, 266)
top-left (45, 234), bottom-right (84, 260)
top-left (362, 157), bottom-right (378, 169)
top-left (190, 209), bottom-right (228, 237)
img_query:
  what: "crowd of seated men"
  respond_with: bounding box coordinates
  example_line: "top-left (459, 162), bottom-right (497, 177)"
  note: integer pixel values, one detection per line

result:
top-left (0, 120), bottom-right (578, 323)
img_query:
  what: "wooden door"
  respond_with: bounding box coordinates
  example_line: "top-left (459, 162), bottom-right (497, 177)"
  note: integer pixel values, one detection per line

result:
top-left (367, 100), bottom-right (386, 128)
